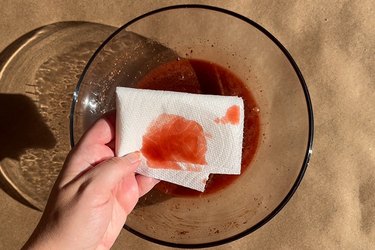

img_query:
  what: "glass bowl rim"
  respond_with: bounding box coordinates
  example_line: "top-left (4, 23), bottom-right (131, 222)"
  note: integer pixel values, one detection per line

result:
top-left (69, 4), bottom-right (314, 248)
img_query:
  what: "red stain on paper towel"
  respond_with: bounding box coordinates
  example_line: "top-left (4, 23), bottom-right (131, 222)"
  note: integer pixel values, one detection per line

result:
top-left (141, 113), bottom-right (207, 170)
top-left (214, 105), bottom-right (240, 125)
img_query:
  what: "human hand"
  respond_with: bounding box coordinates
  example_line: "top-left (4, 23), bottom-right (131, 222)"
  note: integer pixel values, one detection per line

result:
top-left (23, 113), bottom-right (159, 250)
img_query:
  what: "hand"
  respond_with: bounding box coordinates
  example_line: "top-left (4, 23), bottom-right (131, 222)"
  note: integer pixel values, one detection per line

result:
top-left (23, 113), bottom-right (159, 250)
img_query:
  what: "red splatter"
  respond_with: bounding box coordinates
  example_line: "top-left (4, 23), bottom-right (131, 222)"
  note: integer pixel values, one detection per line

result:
top-left (215, 105), bottom-right (240, 125)
top-left (141, 113), bottom-right (207, 170)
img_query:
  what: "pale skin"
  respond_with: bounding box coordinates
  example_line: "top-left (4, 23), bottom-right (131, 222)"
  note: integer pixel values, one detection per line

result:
top-left (23, 114), bottom-right (159, 250)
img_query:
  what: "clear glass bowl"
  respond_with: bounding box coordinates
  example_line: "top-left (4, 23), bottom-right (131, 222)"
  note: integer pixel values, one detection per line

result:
top-left (70, 5), bottom-right (313, 248)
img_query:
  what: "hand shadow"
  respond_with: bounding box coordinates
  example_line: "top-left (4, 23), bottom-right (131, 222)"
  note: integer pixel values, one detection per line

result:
top-left (0, 94), bottom-right (56, 209)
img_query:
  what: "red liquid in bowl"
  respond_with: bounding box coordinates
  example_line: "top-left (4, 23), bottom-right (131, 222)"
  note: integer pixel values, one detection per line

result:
top-left (136, 59), bottom-right (260, 196)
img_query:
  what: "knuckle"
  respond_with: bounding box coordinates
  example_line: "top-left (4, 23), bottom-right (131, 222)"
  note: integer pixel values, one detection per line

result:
top-left (106, 157), bottom-right (122, 166)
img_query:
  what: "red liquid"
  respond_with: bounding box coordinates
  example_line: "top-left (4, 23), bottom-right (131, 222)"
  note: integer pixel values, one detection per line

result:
top-left (215, 105), bottom-right (240, 125)
top-left (137, 59), bottom-right (260, 196)
top-left (141, 113), bottom-right (207, 170)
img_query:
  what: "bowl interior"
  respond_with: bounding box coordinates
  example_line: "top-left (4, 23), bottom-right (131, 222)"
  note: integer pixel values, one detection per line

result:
top-left (71, 5), bottom-right (312, 247)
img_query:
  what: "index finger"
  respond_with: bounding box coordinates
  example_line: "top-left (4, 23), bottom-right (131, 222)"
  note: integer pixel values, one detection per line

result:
top-left (58, 112), bottom-right (116, 187)
top-left (77, 111), bottom-right (116, 148)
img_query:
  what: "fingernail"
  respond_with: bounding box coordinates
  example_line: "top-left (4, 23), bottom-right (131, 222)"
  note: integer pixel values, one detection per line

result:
top-left (124, 151), bottom-right (140, 164)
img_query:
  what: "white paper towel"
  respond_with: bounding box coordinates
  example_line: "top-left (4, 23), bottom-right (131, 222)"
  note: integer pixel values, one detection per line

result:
top-left (116, 87), bottom-right (244, 191)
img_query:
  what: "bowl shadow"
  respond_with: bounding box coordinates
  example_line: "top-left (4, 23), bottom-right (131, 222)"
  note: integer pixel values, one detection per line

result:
top-left (0, 94), bottom-right (56, 209)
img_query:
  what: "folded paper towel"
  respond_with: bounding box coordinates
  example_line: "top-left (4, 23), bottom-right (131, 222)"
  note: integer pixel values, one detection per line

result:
top-left (116, 87), bottom-right (244, 191)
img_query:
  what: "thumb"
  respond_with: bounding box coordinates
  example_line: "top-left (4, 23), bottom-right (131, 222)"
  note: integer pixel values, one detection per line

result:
top-left (76, 152), bottom-right (141, 209)
top-left (88, 152), bottom-right (141, 194)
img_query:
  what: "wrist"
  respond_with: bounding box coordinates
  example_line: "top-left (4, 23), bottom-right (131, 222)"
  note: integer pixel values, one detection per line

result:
top-left (22, 224), bottom-right (59, 250)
